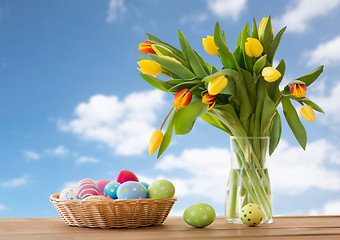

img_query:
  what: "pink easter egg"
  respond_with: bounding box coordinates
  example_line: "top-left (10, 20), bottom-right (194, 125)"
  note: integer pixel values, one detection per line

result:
top-left (77, 178), bottom-right (99, 200)
top-left (96, 179), bottom-right (111, 196)
top-left (116, 170), bottom-right (139, 184)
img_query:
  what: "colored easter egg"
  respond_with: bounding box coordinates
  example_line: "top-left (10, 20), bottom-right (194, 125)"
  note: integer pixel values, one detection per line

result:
top-left (183, 203), bottom-right (216, 228)
top-left (102, 196), bottom-right (114, 201)
top-left (96, 179), bottom-right (111, 195)
top-left (240, 203), bottom-right (265, 226)
top-left (104, 181), bottom-right (121, 199)
top-left (116, 170), bottom-right (139, 184)
top-left (59, 188), bottom-right (78, 200)
top-left (148, 180), bottom-right (175, 199)
top-left (82, 196), bottom-right (104, 201)
top-left (77, 178), bottom-right (99, 200)
top-left (140, 182), bottom-right (150, 198)
top-left (117, 181), bottom-right (147, 200)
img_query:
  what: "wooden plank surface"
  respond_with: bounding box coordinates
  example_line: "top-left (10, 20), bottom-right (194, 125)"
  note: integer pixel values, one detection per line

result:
top-left (1, 216), bottom-right (340, 240)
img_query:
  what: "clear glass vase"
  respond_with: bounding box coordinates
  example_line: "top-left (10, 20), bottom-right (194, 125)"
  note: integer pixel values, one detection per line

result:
top-left (225, 137), bottom-right (273, 224)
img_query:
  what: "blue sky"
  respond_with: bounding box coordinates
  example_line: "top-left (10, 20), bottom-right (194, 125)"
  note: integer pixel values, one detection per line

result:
top-left (1, 0), bottom-right (340, 218)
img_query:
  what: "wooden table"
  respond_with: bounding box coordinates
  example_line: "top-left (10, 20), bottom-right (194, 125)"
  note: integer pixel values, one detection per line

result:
top-left (1, 216), bottom-right (340, 240)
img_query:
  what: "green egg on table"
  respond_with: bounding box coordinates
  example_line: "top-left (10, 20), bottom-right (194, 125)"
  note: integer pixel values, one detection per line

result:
top-left (240, 203), bottom-right (265, 226)
top-left (148, 179), bottom-right (175, 199)
top-left (183, 203), bottom-right (215, 228)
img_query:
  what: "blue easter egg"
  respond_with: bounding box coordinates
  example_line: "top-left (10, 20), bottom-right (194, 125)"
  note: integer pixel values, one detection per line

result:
top-left (117, 181), bottom-right (147, 200)
top-left (104, 181), bottom-right (121, 199)
top-left (140, 182), bottom-right (150, 198)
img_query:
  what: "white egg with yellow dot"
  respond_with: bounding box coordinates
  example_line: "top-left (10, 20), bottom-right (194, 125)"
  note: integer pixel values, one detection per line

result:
top-left (117, 181), bottom-right (147, 200)
top-left (240, 203), bottom-right (265, 226)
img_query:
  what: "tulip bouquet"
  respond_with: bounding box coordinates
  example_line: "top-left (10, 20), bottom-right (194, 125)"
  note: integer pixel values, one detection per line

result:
top-left (137, 16), bottom-right (324, 222)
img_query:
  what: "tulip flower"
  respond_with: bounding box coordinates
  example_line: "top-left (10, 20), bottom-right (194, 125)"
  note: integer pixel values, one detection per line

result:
top-left (300, 105), bottom-right (315, 122)
top-left (137, 60), bottom-right (162, 77)
top-left (258, 17), bottom-right (268, 38)
top-left (202, 92), bottom-right (216, 111)
top-left (245, 37), bottom-right (263, 58)
top-left (174, 88), bottom-right (192, 109)
top-left (290, 84), bottom-right (307, 98)
top-left (202, 35), bottom-right (219, 56)
top-left (138, 41), bottom-right (156, 55)
top-left (149, 129), bottom-right (164, 155)
top-left (208, 75), bottom-right (228, 95)
top-left (262, 67), bottom-right (281, 82)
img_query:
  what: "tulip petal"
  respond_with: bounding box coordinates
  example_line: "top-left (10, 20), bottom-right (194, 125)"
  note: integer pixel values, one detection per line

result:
top-left (262, 67), bottom-right (281, 82)
top-left (300, 105), bottom-right (315, 122)
top-left (137, 60), bottom-right (162, 77)
top-left (149, 130), bottom-right (164, 155)
top-left (208, 75), bottom-right (228, 95)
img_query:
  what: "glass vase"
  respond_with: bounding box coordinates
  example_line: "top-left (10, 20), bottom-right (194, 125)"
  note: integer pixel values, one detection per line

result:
top-left (225, 136), bottom-right (273, 224)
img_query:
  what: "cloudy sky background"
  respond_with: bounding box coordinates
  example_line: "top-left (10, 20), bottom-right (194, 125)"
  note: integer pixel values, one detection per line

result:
top-left (1, 0), bottom-right (340, 217)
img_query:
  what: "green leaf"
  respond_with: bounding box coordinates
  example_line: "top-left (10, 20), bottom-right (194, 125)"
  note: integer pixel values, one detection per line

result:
top-left (295, 65), bottom-right (324, 87)
top-left (253, 55), bottom-right (267, 75)
top-left (157, 110), bottom-right (177, 158)
top-left (178, 31), bottom-right (208, 78)
top-left (138, 55), bottom-right (149, 60)
top-left (260, 15), bottom-right (273, 52)
top-left (202, 69), bottom-right (239, 82)
top-left (240, 28), bottom-right (254, 72)
top-left (269, 111), bottom-right (282, 155)
top-left (174, 98), bottom-right (207, 135)
top-left (261, 87), bottom-right (276, 136)
top-left (200, 112), bottom-right (232, 135)
top-left (139, 74), bottom-right (171, 92)
top-left (149, 54), bottom-right (195, 79)
top-left (245, 22), bottom-right (250, 35)
top-left (233, 46), bottom-right (246, 69)
top-left (146, 33), bottom-right (184, 58)
top-left (168, 80), bottom-right (202, 93)
top-left (214, 22), bottom-right (238, 70)
top-left (282, 92), bottom-right (325, 114)
top-left (282, 98), bottom-right (307, 150)
top-left (251, 17), bottom-right (259, 39)
top-left (266, 26), bottom-right (286, 64)
top-left (152, 44), bottom-right (189, 68)
top-left (241, 69), bottom-right (256, 109)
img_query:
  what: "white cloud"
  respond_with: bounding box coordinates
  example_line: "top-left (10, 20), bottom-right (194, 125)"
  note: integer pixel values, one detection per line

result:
top-left (76, 156), bottom-right (100, 164)
top-left (155, 147), bottom-right (229, 203)
top-left (179, 13), bottom-right (208, 25)
top-left (153, 138), bottom-right (340, 204)
top-left (24, 150), bottom-right (40, 161)
top-left (207, 0), bottom-right (247, 21)
top-left (0, 204), bottom-right (7, 211)
top-left (45, 145), bottom-right (70, 157)
top-left (60, 90), bottom-right (167, 156)
top-left (60, 181), bottom-right (78, 191)
top-left (304, 36), bottom-right (340, 67)
top-left (273, 0), bottom-right (340, 33)
top-left (311, 81), bottom-right (340, 125)
top-left (309, 200), bottom-right (340, 215)
top-left (0, 176), bottom-right (28, 188)
top-left (107, 0), bottom-right (126, 22)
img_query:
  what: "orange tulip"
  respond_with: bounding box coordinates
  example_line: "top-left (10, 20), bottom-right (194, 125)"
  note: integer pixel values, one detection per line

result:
top-left (290, 84), bottom-right (307, 98)
top-left (138, 41), bottom-right (156, 55)
top-left (202, 92), bottom-right (216, 111)
top-left (174, 88), bottom-right (192, 109)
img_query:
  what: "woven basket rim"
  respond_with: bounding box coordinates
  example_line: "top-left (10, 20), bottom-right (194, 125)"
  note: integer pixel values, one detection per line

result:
top-left (50, 192), bottom-right (178, 205)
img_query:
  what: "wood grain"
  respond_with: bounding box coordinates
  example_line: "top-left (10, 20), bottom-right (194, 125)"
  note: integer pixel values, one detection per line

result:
top-left (1, 216), bottom-right (340, 240)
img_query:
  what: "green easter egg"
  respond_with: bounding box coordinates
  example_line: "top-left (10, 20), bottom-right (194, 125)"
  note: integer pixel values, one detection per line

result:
top-left (148, 179), bottom-right (175, 199)
top-left (240, 203), bottom-right (265, 226)
top-left (183, 203), bottom-right (215, 228)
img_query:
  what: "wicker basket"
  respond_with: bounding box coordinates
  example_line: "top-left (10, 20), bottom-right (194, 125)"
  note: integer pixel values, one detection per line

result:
top-left (50, 193), bottom-right (177, 229)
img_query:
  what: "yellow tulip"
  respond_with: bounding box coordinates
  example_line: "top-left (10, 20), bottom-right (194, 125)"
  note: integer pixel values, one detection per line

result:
top-left (137, 60), bottom-right (162, 77)
top-left (151, 44), bottom-right (172, 56)
top-left (245, 37), bottom-right (263, 57)
top-left (148, 129), bottom-right (164, 155)
top-left (258, 17), bottom-right (268, 38)
top-left (208, 75), bottom-right (228, 95)
top-left (202, 35), bottom-right (219, 56)
top-left (262, 67), bottom-right (281, 82)
top-left (300, 105), bottom-right (315, 122)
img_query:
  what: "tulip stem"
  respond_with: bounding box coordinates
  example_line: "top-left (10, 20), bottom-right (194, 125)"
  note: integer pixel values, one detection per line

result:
top-left (160, 106), bottom-right (175, 130)
top-left (189, 84), bottom-right (200, 92)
